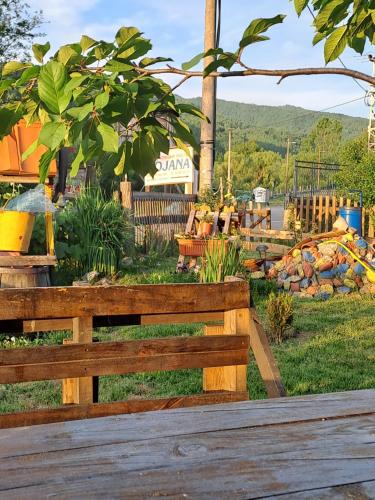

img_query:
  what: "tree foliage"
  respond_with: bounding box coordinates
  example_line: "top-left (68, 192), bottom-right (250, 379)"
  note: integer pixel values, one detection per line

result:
top-left (0, 27), bottom-right (204, 181)
top-left (299, 117), bottom-right (343, 163)
top-left (337, 133), bottom-right (375, 207)
top-left (215, 140), bottom-right (284, 192)
top-left (0, 0), bottom-right (43, 62)
top-left (295, 0), bottom-right (375, 63)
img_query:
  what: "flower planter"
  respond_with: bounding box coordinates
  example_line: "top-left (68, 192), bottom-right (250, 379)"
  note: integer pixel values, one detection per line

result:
top-left (199, 222), bottom-right (212, 237)
top-left (0, 120), bottom-right (57, 176)
top-left (177, 238), bottom-right (229, 257)
top-left (0, 210), bottom-right (35, 253)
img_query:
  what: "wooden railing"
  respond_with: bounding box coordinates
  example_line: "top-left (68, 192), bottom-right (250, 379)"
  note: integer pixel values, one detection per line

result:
top-left (295, 194), bottom-right (375, 238)
top-left (0, 281), bottom-right (285, 428)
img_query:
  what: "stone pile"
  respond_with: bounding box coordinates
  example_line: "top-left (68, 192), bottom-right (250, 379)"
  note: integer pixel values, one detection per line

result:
top-left (265, 233), bottom-right (375, 299)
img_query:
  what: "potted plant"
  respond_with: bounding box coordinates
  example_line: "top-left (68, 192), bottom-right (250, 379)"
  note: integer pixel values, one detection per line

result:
top-left (195, 187), bottom-right (221, 212)
top-left (199, 213), bottom-right (213, 237)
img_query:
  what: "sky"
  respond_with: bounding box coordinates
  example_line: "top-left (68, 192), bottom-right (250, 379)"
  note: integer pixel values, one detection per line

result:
top-left (27, 0), bottom-right (372, 119)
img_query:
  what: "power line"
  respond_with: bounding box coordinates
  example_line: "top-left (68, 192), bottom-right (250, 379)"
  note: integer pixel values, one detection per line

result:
top-left (262, 95), bottom-right (365, 129)
top-left (306, 4), bottom-right (367, 92)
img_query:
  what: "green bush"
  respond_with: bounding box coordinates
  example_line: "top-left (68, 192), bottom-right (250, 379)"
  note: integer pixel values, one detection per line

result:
top-left (266, 292), bottom-right (294, 344)
top-left (52, 188), bottom-right (133, 283)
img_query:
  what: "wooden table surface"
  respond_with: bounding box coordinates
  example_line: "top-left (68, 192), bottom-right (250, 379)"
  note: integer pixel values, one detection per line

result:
top-left (1, 389), bottom-right (375, 499)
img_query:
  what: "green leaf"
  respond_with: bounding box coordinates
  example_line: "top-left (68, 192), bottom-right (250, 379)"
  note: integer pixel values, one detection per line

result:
top-left (115, 27), bottom-right (141, 46)
top-left (57, 45), bottom-right (80, 65)
top-left (0, 79), bottom-right (13, 97)
top-left (349, 36), bottom-right (366, 54)
top-left (182, 52), bottom-right (204, 70)
top-left (139, 56), bottom-right (173, 67)
top-left (174, 137), bottom-right (192, 159)
top-left (0, 107), bottom-right (22, 137)
top-left (239, 34), bottom-right (269, 49)
top-left (177, 103), bottom-right (209, 122)
top-left (70, 144), bottom-right (84, 177)
top-left (313, 31), bottom-right (326, 45)
top-left (95, 92), bottom-right (110, 110)
top-left (65, 75), bottom-right (88, 93)
top-left (66, 102), bottom-right (94, 121)
top-left (104, 60), bottom-right (134, 72)
top-left (16, 65), bottom-right (40, 85)
top-left (324, 26), bottom-right (347, 63)
top-left (39, 149), bottom-right (56, 183)
top-left (21, 139), bottom-right (38, 161)
top-left (294, 0), bottom-right (309, 16)
top-left (172, 119), bottom-right (199, 151)
top-left (97, 122), bottom-right (119, 153)
top-left (80, 35), bottom-right (96, 52)
top-left (114, 144), bottom-right (127, 175)
top-left (32, 42), bottom-right (50, 63)
top-left (38, 122), bottom-right (67, 150)
top-left (117, 38), bottom-right (152, 60)
top-left (38, 61), bottom-right (71, 114)
top-left (2, 61), bottom-right (31, 77)
top-left (240, 15), bottom-right (286, 44)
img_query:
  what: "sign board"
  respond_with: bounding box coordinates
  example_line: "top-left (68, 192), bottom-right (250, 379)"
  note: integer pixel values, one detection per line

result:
top-left (144, 147), bottom-right (195, 187)
top-left (253, 187), bottom-right (270, 203)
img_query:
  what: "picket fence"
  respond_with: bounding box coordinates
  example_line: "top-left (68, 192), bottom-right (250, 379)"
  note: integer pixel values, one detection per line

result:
top-left (295, 194), bottom-right (375, 238)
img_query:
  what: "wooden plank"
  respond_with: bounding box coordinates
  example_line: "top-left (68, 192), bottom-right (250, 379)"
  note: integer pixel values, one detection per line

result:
top-left (223, 211), bottom-right (231, 234)
top-left (1, 390), bottom-right (374, 459)
top-left (0, 335), bottom-right (250, 384)
top-left (325, 195), bottom-right (330, 232)
top-left (204, 308), bottom-right (250, 393)
top-left (249, 307), bottom-right (286, 398)
top-left (240, 228), bottom-right (294, 240)
top-left (242, 241), bottom-right (291, 255)
top-left (141, 312), bottom-right (223, 326)
top-left (304, 195), bottom-right (310, 231)
top-left (0, 391), bottom-right (248, 429)
top-left (185, 209), bottom-right (196, 233)
top-left (1, 410), bottom-right (375, 497)
top-left (312, 194), bottom-right (317, 230)
top-left (0, 255), bottom-right (57, 267)
top-left (0, 282), bottom-right (250, 320)
top-left (212, 210), bottom-right (220, 235)
top-left (318, 194), bottom-right (323, 233)
top-left (23, 318), bottom-right (73, 333)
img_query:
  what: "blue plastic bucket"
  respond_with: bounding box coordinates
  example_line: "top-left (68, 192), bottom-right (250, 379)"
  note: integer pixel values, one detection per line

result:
top-left (339, 206), bottom-right (362, 236)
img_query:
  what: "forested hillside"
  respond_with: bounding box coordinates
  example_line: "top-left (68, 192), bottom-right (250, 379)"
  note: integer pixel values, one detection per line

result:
top-left (177, 96), bottom-right (367, 158)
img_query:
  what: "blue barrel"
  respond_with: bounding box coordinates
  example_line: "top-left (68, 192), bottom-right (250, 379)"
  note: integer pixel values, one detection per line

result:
top-left (339, 206), bottom-right (362, 236)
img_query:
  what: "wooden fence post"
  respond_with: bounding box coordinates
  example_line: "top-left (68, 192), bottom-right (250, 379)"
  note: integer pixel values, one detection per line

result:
top-left (62, 316), bottom-right (93, 405)
top-left (120, 181), bottom-right (133, 211)
top-left (203, 308), bottom-right (250, 394)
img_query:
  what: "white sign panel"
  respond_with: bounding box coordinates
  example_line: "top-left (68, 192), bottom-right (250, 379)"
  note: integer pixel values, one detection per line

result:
top-left (253, 187), bottom-right (270, 203)
top-left (144, 148), bottom-right (195, 186)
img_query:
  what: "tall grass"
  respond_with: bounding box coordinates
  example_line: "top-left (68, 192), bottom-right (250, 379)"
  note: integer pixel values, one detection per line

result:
top-left (200, 241), bottom-right (243, 283)
top-left (55, 188), bottom-right (133, 278)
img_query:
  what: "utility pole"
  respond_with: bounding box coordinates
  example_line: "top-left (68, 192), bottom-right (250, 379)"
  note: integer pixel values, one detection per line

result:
top-left (367, 59), bottom-right (375, 151)
top-left (199, 0), bottom-right (217, 192)
top-left (284, 138), bottom-right (293, 195)
top-left (227, 128), bottom-right (233, 195)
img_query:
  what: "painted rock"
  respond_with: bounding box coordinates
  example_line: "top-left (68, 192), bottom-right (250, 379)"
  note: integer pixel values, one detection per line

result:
top-left (306, 285), bottom-right (318, 296)
top-left (319, 278), bottom-right (334, 286)
top-left (302, 251), bottom-right (315, 263)
top-left (300, 278), bottom-right (310, 289)
top-left (337, 286), bottom-right (351, 294)
top-left (343, 278), bottom-right (356, 289)
top-left (290, 281), bottom-right (300, 293)
top-left (286, 264), bottom-right (297, 276)
top-left (302, 262), bottom-right (314, 278)
top-left (333, 278), bottom-right (344, 287)
top-left (319, 262), bottom-right (333, 272)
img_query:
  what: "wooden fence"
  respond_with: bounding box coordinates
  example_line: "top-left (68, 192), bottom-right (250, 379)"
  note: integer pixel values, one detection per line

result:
top-left (0, 281), bottom-right (285, 428)
top-left (295, 194), bottom-right (375, 238)
top-left (120, 182), bottom-right (196, 243)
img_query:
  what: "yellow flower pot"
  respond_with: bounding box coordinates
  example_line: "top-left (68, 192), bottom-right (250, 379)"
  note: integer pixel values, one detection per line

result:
top-left (0, 210), bottom-right (35, 252)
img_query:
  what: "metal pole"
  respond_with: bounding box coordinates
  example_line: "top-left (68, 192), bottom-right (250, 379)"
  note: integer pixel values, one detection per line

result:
top-left (199, 0), bottom-right (217, 192)
top-left (227, 128), bottom-right (233, 195)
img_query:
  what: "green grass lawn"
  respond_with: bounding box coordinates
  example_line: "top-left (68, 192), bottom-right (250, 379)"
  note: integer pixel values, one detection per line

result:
top-left (0, 262), bottom-right (374, 413)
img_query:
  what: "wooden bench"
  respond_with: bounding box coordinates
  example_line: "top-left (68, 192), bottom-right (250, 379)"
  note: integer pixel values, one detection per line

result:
top-left (0, 281), bottom-right (285, 428)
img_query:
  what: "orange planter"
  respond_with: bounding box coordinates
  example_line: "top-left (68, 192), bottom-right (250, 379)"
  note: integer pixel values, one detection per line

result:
top-left (177, 239), bottom-right (229, 257)
top-left (199, 222), bottom-right (212, 237)
top-left (0, 120), bottom-right (57, 176)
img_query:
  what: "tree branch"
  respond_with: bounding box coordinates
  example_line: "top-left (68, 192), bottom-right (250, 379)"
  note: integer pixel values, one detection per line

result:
top-left (135, 65), bottom-right (375, 86)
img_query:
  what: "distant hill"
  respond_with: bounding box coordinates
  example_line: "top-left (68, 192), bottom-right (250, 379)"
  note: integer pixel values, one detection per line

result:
top-left (177, 96), bottom-right (367, 158)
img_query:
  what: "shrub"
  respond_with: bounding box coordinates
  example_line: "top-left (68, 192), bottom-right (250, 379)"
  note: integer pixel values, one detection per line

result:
top-left (266, 292), bottom-right (294, 343)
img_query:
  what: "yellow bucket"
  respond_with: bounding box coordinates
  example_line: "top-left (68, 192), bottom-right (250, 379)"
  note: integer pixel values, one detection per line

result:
top-left (0, 210), bottom-right (35, 252)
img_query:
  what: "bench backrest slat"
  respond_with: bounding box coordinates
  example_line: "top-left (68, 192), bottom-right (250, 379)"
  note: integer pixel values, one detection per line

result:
top-left (0, 335), bottom-right (250, 384)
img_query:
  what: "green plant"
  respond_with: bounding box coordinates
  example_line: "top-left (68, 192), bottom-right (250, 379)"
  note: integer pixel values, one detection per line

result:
top-left (55, 188), bottom-right (133, 280)
top-left (266, 292), bottom-right (294, 344)
top-left (200, 240), bottom-right (243, 283)
top-left (137, 227), bottom-right (176, 265)
top-left (200, 213), bottom-right (214, 223)
top-left (196, 187), bottom-right (221, 211)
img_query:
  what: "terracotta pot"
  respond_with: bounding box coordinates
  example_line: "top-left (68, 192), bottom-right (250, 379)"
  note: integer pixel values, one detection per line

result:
top-left (0, 120), bottom-right (57, 176)
top-left (199, 222), bottom-right (212, 237)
